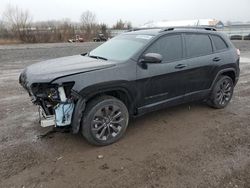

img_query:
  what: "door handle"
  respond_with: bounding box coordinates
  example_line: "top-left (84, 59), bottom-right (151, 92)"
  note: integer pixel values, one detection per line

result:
top-left (175, 64), bottom-right (187, 69)
top-left (213, 57), bottom-right (221, 62)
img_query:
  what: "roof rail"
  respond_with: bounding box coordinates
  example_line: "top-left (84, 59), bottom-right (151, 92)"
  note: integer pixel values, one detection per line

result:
top-left (127, 26), bottom-right (217, 33)
top-left (161, 26), bottom-right (217, 32)
top-left (127, 27), bottom-right (163, 32)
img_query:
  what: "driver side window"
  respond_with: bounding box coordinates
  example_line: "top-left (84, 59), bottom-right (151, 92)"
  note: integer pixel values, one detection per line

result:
top-left (145, 34), bottom-right (183, 62)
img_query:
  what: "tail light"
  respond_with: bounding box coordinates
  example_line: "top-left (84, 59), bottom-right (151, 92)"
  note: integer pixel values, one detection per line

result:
top-left (236, 48), bottom-right (240, 56)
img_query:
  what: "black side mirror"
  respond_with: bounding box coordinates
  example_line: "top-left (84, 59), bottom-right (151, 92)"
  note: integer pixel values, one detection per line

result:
top-left (140, 53), bottom-right (163, 64)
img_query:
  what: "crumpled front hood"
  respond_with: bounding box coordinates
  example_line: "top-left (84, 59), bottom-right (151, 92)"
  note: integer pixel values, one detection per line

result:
top-left (19, 55), bottom-right (116, 88)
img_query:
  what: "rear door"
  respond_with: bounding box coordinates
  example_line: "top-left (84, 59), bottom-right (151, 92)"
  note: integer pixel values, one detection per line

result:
top-left (210, 34), bottom-right (232, 77)
top-left (183, 33), bottom-right (216, 98)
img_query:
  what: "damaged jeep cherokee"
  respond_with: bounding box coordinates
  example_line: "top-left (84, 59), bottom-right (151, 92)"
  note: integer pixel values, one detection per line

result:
top-left (19, 27), bottom-right (240, 146)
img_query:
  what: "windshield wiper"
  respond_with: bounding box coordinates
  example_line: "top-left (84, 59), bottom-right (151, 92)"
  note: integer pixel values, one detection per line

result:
top-left (88, 55), bottom-right (108, 61)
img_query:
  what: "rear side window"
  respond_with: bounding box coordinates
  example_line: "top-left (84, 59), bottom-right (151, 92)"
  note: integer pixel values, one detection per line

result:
top-left (145, 34), bottom-right (183, 62)
top-left (185, 34), bottom-right (212, 58)
top-left (211, 35), bottom-right (228, 51)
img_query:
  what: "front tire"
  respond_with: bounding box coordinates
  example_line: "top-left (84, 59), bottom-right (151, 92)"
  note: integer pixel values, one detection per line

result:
top-left (207, 75), bottom-right (234, 109)
top-left (81, 96), bottom-right (129, 146)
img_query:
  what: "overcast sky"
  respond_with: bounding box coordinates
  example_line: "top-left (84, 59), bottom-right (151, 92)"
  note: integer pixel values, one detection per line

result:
top-left (0, 0), bottom-right (250, 26)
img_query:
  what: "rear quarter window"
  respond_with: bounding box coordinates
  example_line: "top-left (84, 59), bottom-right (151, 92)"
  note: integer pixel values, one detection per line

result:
top-left (211, 35), bottom-right (228, 51)
top-left (185, 34), bottom-right (213, 58)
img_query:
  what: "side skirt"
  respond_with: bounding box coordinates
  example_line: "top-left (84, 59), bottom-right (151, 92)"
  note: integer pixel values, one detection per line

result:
top-left (136, 89), bottom-right (210, 116)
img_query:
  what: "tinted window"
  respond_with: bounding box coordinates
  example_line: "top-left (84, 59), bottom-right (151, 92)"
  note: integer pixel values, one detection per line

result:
top-left (185, 34), bottom-right (212, 57)
top-left (211, 35), bottom-right (228, 51)
top-left (145, 34), bottom-right (182, 62)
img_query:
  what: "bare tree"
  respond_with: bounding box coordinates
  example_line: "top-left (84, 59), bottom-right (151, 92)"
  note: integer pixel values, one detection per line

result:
top-left (0, 19), bottom-right (4, 28)
top-left (2, 4), bottom-right (32, 42)
top-left (80, 10), bottom-right (98, 39)
top-left (80, 11), bottom-right (96, 27)
top-left (58, 19), bottom-right (76, 41)
top-left (0, 19), bottom-right (5, 32)
top-left (0, 19), bottom-right (8, 39)
top-left (31, 19), bottom-right (76, 43)
top-left (126, 21), bottom-right (132, 29)
top-left (100, 23), bottom-right (108, 37)
top-left (113, 19), bottom-right (132, 30)
top-left (113, 19), bottom-right (125, 29)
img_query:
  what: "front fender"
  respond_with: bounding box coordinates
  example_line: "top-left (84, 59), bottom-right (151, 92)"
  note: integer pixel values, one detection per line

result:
top-left (79, 80), bottom-right (136, 100)
top-left (71, 81), bottom-right (137, 134)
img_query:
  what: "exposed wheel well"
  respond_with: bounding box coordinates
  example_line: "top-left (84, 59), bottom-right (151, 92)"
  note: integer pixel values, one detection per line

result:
top-left (221, 71), bottom-right (236, 84)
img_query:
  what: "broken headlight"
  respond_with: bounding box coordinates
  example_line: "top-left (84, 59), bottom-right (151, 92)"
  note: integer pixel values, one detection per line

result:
top-left (47, 87), bottom-right (60, 101)
top-left (33, 85), bottom-right (60, 101)
top-left (31, 82), bottom-right (75, 102)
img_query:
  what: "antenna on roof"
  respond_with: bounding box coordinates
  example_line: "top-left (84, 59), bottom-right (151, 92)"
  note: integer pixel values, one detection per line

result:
top-left (197, 19), bottom-right (200, 26)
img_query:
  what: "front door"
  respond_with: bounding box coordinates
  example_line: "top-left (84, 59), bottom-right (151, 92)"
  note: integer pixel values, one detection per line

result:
top-left (136, 34), bottom-right (188, 108)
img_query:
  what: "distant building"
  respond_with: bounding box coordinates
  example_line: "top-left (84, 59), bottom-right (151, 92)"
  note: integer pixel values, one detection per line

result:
top-left (141, 19), bottom-right (224, 28)
top-left (219, 23), bottom-right (250, 40)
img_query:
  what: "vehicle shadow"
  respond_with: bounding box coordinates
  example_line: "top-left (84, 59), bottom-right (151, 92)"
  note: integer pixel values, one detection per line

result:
top-left (36, 100), bottom-right (211, 151)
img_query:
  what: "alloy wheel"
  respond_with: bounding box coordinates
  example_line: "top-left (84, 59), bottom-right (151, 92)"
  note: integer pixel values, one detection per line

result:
top-left (91, 104), bottom-right (125, 141)
top-left (215, 79), bottom-right (233, 106)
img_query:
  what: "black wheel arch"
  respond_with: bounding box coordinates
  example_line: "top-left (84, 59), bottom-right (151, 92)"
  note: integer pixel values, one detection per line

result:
top-left (79, 81), bottom-right (136, 113)
top-left (210, 68), bottom-right (237, 89)
top-left (71, 81), bottom-right (137, 134)
top-left (207, 74), bottom-right (234, 109)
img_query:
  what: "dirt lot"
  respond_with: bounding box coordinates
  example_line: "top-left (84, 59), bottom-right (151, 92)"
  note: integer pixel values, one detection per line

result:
top-left (0, 41), bottom-right (250, 188)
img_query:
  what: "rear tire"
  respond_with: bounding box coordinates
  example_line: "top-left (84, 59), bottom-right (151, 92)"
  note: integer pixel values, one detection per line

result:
top-left (81, 95), bottom-right (129, 146)
top-left (207, 75), bottom-right (234, 109)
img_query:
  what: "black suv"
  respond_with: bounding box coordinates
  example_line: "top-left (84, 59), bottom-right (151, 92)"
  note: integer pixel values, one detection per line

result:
top-left (19, 27), bottom-right (240, 145)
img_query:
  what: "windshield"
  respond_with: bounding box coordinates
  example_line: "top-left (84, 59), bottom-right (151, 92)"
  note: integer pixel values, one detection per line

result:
top-left (89, 34), bottom-right (154, 61)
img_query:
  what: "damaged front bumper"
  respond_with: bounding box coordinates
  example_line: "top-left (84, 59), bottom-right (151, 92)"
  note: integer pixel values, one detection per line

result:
top-left (19, 69), bottom-right (85, 133)
top-left (38, 106), bottom-right (55, 127)
top-left (38, 86), bottom-right (75, 128)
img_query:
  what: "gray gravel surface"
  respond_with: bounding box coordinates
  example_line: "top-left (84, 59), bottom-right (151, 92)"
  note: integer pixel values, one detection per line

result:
top-left (0, 41), bottom-right (250, 188)
top-left (0, 42), bottom-right (101, 66)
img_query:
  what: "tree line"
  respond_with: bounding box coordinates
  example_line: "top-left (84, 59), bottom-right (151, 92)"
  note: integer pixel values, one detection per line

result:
top-left (0, 5), bottom-right (132, 43)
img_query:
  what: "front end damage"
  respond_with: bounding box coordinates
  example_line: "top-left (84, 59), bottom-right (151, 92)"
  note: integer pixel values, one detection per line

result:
top-left (18, 54), bottom-right (116, 133)
top-left (20, 79), bottom-right (81, 130)
top-left (36, 84), bottom-right (75, 128)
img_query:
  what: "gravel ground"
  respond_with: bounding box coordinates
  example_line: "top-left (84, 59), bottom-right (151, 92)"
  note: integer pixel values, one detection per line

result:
top-left (0, 41), bottom-right (250, 188)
